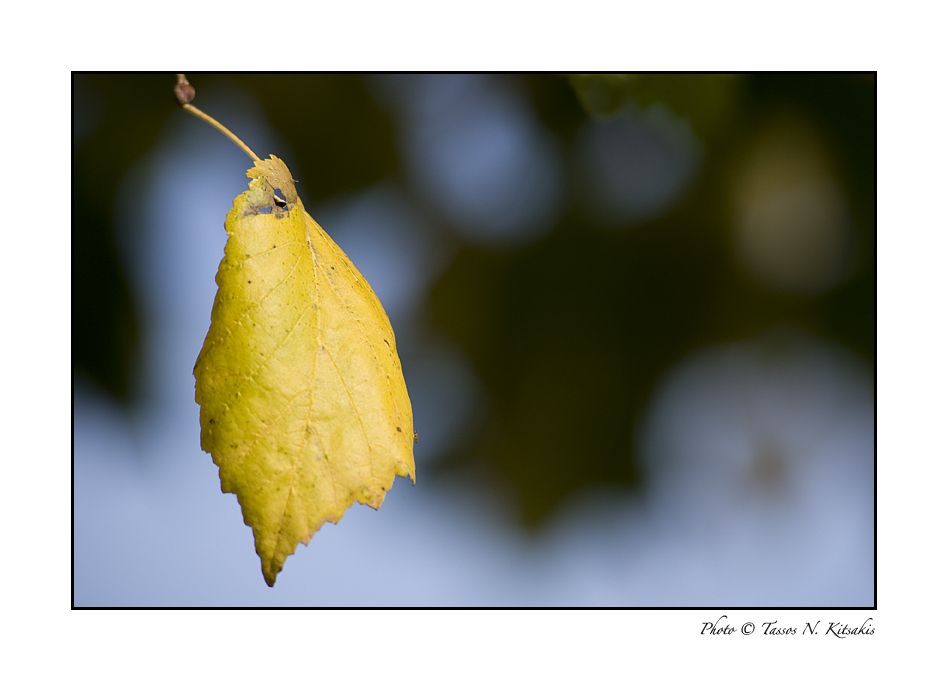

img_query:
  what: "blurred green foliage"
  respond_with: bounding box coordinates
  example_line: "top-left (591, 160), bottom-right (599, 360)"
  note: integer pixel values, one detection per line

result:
top-left (73, 73), bottom-right (874, 526)
top-left (569, 73), bottom-right (744, 138)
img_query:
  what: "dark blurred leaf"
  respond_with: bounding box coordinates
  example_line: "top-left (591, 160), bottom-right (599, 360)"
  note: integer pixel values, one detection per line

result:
top-left (430, 199), bottom-right (730, 524)
top-left (73, 73), bottom-right (176, 401)
top-left (744, 73), bottom-right (876, 364)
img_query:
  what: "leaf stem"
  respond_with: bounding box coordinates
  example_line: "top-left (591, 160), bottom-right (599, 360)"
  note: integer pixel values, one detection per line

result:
top-left (174, 74), bottom-right (262, 163)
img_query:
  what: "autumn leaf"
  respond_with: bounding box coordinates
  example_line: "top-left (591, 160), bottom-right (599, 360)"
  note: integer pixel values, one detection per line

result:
top-left (194, 155), bottom-right (415, 586)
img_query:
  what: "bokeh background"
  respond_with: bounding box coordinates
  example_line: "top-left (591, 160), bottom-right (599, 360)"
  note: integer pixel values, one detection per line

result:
top-left (73, 73), bottom-right (875, 606)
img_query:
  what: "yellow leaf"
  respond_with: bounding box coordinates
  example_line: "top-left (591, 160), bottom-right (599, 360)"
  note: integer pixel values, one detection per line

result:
top-left (194, 155), bottom-right (415, 586)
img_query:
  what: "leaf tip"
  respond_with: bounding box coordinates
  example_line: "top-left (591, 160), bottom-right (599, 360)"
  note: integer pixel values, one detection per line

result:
top-left (262, 554), bottom-right (286, 587)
